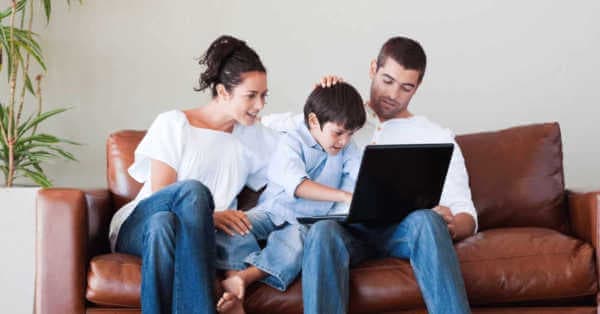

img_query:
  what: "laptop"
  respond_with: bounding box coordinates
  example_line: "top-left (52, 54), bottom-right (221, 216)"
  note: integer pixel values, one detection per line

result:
top-left (296, 143), bottom-right (454, 225)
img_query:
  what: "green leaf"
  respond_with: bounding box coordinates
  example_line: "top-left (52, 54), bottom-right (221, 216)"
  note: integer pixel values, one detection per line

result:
top-left (11, 28), bottom-right (45, 71)
top-left (0, 26), bottom-right (46, 75)
top-left (42, 0), bottom-right (51, 24)
top-left (32, 162), bottom-right (44, 174)
top-left (19, 167), bottom-right (52, 187)
top-left (18, 108), bottom-right (68, 137)
top-left (24, 72), bottom-right (34, 94)
top-left (19, 133), bottom-right (60, 144)
top-left (0, 26), bottom-right (12, 79)
top-left (0, 103), bottom-right (7, 127)
top-left (0, 0), bottom-right (27, 21)
top-left (49, 147), bottom-right (77, 161)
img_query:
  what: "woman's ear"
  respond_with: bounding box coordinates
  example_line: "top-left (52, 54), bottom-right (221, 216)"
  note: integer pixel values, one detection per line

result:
top-left (216, 83), bottom-right (230, 101)
top-left (307, 112), bottom-right (320, 130)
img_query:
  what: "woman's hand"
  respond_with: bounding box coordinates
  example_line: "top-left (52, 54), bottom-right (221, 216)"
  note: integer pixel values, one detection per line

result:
top-left (315, 75), bottom-right (344, 88)
top-left (213, 210), bottom-right (253, 236)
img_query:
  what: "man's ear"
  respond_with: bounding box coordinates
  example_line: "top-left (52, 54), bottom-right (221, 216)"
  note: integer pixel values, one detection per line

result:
top-left (216, 83), bottom-right (230, 101)
top-left (369, 59), bottom-right (378, 80)
top-left (307, 112), bottom-right (320, 130)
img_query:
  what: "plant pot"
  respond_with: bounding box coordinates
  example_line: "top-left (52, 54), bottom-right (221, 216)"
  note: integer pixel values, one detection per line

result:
top-left (0, 186), bottom-right (40, 314)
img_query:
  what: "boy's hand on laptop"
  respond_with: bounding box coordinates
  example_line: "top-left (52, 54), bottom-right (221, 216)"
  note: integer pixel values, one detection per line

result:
top-left (315, 75), bottom-right (344, 88)
top-left (342, 191), bottom-right (353, 204)
top-left (214, 210), bottom-right (252, 236)
top-left (432, 205), bottom-right (457, 239)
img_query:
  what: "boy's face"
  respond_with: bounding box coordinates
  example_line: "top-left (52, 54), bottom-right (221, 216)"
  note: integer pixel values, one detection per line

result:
top-left (308, 114), bottom-right (356, 155)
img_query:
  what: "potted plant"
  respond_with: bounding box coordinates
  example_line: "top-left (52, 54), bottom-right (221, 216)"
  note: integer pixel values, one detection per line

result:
top-left (0, 1), bottom-right (80, 313)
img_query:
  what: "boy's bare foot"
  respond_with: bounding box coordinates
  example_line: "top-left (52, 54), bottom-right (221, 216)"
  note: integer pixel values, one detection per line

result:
top-left (216, 292), bottom-right (245, 314)
top-left (217, 273), bottom-right (246, 313)
top-left (221, 274), bottom-right (246, 299)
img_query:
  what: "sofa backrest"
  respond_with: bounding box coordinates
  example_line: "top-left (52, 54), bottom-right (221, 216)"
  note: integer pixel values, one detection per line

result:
top-left (106, 130), bottom-right (145, 210)
top-left (106, 122), bottom-right (568, 232)
top-left (455, 122), bottom-right (567, 232)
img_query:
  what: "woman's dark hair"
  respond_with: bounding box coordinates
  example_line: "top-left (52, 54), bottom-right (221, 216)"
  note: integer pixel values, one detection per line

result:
top-left (195, 35), bottom-right (266, 97)
top-left (304, 82), bottom-right (366, 131)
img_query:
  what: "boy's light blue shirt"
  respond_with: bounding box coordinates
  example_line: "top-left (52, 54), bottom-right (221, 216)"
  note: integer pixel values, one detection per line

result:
top-left (255, 116), bottom-right (361, 225)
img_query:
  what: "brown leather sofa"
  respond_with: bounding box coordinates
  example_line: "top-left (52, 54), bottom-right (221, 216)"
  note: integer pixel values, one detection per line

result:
top-left (35, 122), bottom-right (600, 314)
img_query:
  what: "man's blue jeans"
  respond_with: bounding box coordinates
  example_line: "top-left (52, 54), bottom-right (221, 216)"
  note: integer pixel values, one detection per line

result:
top-left (215, 209), bottom-right (308, 291)
top-left (302, 209), bottom-right (471, 314)
top-left (116, 180), bottom-right (217, 314)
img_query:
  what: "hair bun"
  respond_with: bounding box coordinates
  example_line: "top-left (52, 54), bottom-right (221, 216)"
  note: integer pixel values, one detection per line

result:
top-left (198, 35), bottom-right (246, 91)
top-left (195, 35), bottom-right (266, 96)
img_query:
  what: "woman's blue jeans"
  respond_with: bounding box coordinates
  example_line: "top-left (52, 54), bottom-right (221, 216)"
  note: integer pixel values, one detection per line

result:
top-left (116, 180), bottom-right (217, 314)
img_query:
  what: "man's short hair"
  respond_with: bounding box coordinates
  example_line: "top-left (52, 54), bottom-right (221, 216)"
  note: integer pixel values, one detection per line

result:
top-left (376, 36), bottom-right (427, 83)
top-left (304, 82), bottom-right (366, 131)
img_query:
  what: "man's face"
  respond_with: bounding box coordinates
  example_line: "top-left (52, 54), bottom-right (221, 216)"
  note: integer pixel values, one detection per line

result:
top-left (369, 57), bottom-right (421, 121)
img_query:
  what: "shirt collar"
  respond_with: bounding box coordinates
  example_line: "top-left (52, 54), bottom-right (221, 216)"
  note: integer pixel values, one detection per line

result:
top-left (364, 102), bottom-right (380, 126)
top-left (364, 101), bottom-right (419, 126)
top-left (296, 119), bottom-right (323, 151)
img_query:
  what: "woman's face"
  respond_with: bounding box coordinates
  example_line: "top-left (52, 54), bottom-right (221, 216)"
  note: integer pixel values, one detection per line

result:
top-left (223, 71), bottom-right (268, 126)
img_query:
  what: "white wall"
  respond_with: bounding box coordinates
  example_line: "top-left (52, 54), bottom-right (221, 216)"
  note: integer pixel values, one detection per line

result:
top-left (2, 0), bottom-right (599, 189)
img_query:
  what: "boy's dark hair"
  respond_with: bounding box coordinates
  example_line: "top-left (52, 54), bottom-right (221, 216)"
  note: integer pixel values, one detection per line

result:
top-left (195, 35), bottom-right (266, 97)
top-left (376, 36), bottom-right (427, 83)
top-left (304, 82), bottom-right (366, 131)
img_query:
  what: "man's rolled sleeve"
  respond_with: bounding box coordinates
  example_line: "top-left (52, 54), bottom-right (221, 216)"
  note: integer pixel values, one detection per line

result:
top-left (267, 134), bottom-right (309, 198)
top-left (440, 140), bottom-right (479, 233)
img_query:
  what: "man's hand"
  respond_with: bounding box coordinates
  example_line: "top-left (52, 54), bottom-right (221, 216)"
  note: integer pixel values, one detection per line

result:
top-left (432, 205), bottom-right (457, 239)
top-left (315, 75), bottom-right (344, 88)
top-left (213, 210), bottom-right (252, 236)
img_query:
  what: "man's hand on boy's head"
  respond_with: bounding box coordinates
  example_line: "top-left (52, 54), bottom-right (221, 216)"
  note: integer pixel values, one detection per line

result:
top-left (432, 205), bottom-right (457, 239)
top-left (315, 75), bottom-right (344, 88)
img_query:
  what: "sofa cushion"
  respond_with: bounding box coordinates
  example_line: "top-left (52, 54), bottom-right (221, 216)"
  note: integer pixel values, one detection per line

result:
top-left (86, 253), bottom-right (141, 307)
top-left (86, 228), bottom-right (596, 312)
top-left (456, 123), bottom-right (567, 232)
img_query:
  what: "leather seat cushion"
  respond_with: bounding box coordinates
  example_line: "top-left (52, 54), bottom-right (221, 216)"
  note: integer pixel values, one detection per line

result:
top-left (86, 227), bottom-right (597, 313)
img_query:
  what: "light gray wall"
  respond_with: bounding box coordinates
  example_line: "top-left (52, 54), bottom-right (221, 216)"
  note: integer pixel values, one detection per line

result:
top-left (2, 1), bottom-right (599, 189)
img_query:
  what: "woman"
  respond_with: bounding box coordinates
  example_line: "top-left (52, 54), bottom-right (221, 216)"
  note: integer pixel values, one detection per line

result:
top-left (108, 35), bottom-right (277, 314)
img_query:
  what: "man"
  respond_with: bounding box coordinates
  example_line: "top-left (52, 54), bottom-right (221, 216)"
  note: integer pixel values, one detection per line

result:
top-left (303, 37), bottom-right (476, 314)
top-left (262, 36), bottom-right (476, 314)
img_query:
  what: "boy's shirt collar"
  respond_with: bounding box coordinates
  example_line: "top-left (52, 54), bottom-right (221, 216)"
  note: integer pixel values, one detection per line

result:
top-left (295, 118), bottom-right (324, 152)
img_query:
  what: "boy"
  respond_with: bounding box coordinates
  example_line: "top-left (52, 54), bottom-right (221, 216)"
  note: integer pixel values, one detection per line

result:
top-left (216, 82), bottom-right (366, 312)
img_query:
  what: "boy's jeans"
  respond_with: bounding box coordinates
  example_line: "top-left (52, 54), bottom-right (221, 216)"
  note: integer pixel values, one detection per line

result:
top-left (215, 209), bottom-right (308, 291)
top-left (302, 209), bottom-right (471, 314)
top-left (116, 180), bottom-right (217, 314)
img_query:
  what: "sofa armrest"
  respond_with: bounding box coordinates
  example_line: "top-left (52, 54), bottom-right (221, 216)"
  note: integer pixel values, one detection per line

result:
top-left (35, 188), bottom-right (100, 314)
top-left (568, 189), bottom-right (600, 248)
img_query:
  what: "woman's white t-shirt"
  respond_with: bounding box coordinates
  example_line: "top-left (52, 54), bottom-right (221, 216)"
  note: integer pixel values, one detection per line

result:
top-left (108, 110), bottom-right (279, 251)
